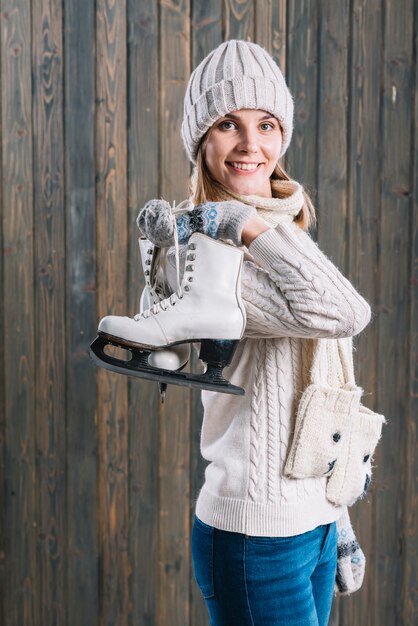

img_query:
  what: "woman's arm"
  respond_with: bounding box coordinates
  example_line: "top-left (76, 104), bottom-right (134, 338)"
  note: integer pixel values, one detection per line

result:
top-left (241, 220), bottom-right (371, 340)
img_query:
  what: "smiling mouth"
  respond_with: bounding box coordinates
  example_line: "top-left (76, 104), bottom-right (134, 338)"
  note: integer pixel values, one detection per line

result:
top-left (226, 162), bottom-right (262, 172)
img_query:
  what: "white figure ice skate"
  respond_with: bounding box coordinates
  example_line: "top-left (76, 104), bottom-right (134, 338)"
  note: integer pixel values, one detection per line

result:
top-left (90, 231), bottom-right (247, 396)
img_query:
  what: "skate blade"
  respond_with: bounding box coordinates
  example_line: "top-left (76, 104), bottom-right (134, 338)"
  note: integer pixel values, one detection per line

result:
top-left (89, 335), bottom-right (245, 396)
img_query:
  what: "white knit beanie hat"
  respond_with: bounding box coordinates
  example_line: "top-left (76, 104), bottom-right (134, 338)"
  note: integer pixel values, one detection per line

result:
top-left (181, 39), bottom-right (294, 164)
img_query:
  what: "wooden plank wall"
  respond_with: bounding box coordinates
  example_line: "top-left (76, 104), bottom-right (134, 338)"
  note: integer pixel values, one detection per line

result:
top-left (0, 1), bottom-right (416, 624)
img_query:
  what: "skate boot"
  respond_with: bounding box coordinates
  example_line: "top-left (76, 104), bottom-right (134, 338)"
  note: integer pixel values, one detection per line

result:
top-left (138, 237), bottom-right (191, 400)
top-left (90, 232), bottom-right (246, 395)
top-left (138, 238), bottom-right (191, 370)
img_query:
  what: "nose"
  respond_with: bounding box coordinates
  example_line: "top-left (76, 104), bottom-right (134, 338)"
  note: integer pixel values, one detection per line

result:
top-left (364, 474), bottom-right (371, 492)
top-left (238, 128), bottom-right (259, 153)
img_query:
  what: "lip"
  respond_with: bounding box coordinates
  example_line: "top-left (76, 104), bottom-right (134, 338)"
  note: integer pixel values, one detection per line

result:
top-left (226, 162), bottom-right (263, 174)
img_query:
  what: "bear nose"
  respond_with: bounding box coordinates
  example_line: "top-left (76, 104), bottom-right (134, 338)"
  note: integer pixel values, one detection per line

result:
top-left (364, 474), bottom-right (371, 492)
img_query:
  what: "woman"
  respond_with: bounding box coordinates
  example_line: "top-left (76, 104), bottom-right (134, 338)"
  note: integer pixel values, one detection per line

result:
top-left (101, 40), bottom-right (371, 625)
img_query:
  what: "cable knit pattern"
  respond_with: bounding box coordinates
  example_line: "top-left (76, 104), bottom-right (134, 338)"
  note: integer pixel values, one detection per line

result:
top-left (162, 189), bottom-right (372, 536)
top-left (248, 340), bottom-right (266, 503)
top-left (266, 340), bottom-right (279, 503)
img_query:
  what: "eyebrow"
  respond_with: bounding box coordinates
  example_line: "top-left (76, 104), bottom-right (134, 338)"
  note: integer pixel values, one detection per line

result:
top-left (222, 112), bottom-right (276, 121)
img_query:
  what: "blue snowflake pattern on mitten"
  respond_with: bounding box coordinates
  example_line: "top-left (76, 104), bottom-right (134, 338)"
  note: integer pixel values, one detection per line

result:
top-left (176, 203), bottom-right (219, 243)
top-left (199, 203), bottom-right (219, 238)
top-left (177, 215), bottom-right (192, 242)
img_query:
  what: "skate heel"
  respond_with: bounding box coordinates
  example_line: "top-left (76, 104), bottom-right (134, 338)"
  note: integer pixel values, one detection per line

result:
top-left (198, 339), bottom-right (243, 394)
top-left (199, 339), bottom-right (239, 367)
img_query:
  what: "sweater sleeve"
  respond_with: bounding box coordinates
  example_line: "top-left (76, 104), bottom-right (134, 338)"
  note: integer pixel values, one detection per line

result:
top-left (241, 222), bottom-right (372, 339)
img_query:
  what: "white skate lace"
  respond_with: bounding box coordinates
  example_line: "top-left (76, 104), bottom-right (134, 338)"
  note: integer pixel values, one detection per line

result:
top-left (134, 201), bottom-right (183, 320)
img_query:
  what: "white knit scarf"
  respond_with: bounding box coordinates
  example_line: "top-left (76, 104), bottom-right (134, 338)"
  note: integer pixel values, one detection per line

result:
top-left (211, 177), bottom-right (305, 227)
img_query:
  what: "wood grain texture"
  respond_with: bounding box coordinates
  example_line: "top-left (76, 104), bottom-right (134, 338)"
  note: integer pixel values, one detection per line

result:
top-left (316, 18), bottom-right (348, 614)
top-left (376, 0), bottom-right (414, 623)
top-left (223, 0), bottom-right (254, 41)
top-left (32, 0), bottom-right (66, 623)
top-left (286, 0), bottom-right (319, 218)
top-left (405, 2), bottom-right (418, 619)
top-left (127, 0), bottom-right (160, 624)
top-left (255, 0), bottom-right (286, 72)
top-left (96, 0), bottom-right (130, 624)
top-left (159, 1), bottom-right (191, 625)
top-left (64, 0), bottom-right (99, 624)
top-left (344, 2), bottom-right (383, 624)
top-left (192, 0), bottom-right (222, 65)
top-left (0, 2), bottom-right (35, 624)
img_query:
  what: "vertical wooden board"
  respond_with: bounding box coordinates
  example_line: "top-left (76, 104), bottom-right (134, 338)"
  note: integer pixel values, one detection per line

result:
top-left (126, 1), bottom-right (160, 624)
top-left (191, 0), bottom-right (222, 65)
top-left (377, 0), bottom-right (414, 623)
top-left (316, 1), bottom-right (349, 264)
top-left (96, 1), bottom-right (130, 624)
top-left (159, 1), bottom-right (191, 625)
top-left (286, 1), bottom-right (319, 215)
top-left (223, 0), bottom-right (254, 41)
top-left (315, 8), bottom-right (348, 620)
top-left (0, 2), bottom-right (36, 625)
top-left (255, 0), bottom-right (286, 72)
top-left (64, 0), bottom-right (99, 624)
top-left (404, 1), bottom-right (418, 622)
top-left (32, 1), bottom-right (67, 624)
top-left (189, 6), bottom-right (222, 624)
top-left (343, 2), bottom-right (383, 625)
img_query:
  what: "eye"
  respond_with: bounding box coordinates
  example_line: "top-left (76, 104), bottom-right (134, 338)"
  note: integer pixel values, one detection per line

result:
top-left (260, 122), bottom-right (274, 131)
top-left (363, 454), bottom-right (370, 463)
top-left (332, 432), bottom-right (341, 442)
top-left (219, 120), bottom-right (236, 131)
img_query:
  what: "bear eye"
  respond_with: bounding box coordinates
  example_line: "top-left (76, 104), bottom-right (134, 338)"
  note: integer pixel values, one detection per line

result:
top-left (332, 432), bottom-right (341, 442)
top-left (363, 454), bottom-right (370, 462)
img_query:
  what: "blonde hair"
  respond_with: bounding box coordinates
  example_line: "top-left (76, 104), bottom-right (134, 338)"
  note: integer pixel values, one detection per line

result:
top-left (191, 130), bottom-right (317, 233)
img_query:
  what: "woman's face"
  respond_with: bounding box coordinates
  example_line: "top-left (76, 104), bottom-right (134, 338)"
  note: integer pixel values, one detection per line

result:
top-left (203, 109), bottom-right (283, 198)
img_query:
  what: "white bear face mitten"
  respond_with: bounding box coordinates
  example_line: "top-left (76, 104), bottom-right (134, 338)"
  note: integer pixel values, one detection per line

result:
top-left (284, 382), bottom-right (363, 479)
top-left (326, 405), bottom-right (386, 506)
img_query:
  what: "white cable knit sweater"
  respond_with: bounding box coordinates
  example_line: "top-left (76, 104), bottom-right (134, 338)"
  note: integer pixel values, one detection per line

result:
top-left (165, 186), bottom-right (372, 537)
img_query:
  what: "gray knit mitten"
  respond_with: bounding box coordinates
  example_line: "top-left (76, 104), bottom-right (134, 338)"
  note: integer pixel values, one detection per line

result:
top-left (334, 507), bottom-right (366, 596)
top-left (136, 199), bottom-right (256, 247)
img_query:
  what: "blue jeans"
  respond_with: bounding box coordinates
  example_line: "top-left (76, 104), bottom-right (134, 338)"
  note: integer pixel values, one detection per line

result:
top-left (192, 515), bottom-right (337, 626)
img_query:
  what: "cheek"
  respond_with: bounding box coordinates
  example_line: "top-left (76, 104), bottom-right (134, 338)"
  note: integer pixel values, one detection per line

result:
top-left (204, 140), bottom-right (225, 175)
top-left (267, 137), bottom-right (282, 162)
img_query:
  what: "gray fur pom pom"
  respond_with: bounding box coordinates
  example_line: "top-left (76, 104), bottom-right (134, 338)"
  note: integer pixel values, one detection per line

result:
top-left (136, 199), bottom-right (175, 247)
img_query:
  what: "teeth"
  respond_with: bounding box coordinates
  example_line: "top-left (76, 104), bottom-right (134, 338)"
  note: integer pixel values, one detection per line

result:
top-left (230, 162), bottom-right (259, 171)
